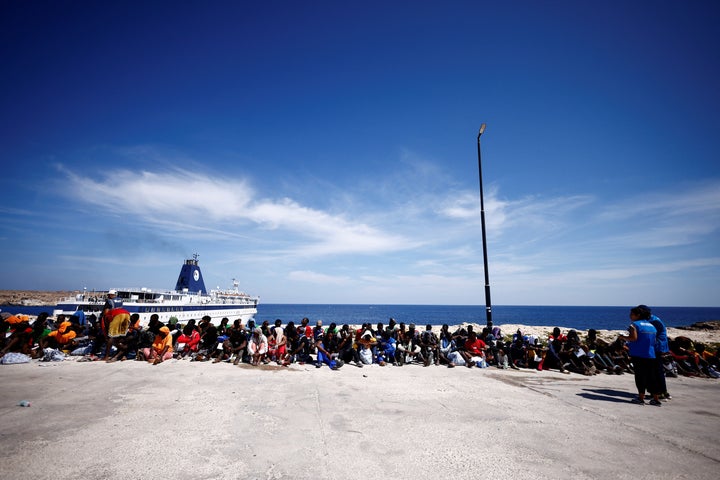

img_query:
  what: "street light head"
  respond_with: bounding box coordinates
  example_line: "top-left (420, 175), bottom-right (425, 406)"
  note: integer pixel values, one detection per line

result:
top-left (478, 123), bottom-right (486, 136)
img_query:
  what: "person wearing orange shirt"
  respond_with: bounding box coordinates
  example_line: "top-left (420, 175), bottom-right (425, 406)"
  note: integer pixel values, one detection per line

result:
top-left (42, 321), bottom-right (77, 351)
top-left (143, 326), bottom-right (174, 365)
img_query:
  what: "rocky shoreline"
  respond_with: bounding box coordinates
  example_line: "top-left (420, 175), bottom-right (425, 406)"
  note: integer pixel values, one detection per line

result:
top-left (0, 290), bottom-right (75, 306)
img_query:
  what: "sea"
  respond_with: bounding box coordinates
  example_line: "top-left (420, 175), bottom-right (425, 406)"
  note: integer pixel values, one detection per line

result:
top-left (4, 303), bottom-right (719, 332)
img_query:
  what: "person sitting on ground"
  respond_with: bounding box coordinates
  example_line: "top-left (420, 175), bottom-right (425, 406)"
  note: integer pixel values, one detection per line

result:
top-left (562, 329), bottom-right (597, 375)
top-left (248, 327), bottom-right (268, 366)
top-left (354, 322), bottom-right (373, 343)
top-left (376, 330), bottom-right (396, 366)
top-left (324, 323), bottom-right (342, 363)
top-left (143, 326), bottom-right (174, 365)
top-left (135, 323), bottom-right (156, 361)
top-left (508, 330), bottom-right (529, 369)
top-left (313, 320), bottom-right (324, 341)
top-left (452, 325), bottom-right (471, 354)
top-left (215, 320), bottom-right (248, 364)
top-left (41, 318), bottom-right (78, 352)
top-left (698, 343), bottom-right (719, 376)
top-left (420, 324), bottom-right (440, 366)
top-left (280, 321), bottom-right (297, 366)
top-left (268, 319), bottom-right (286, 364)
top-left (482, 327), bottom-right (502, 367)
top-left (197, 316), bottom-right (212, 335)
top-left (438, 324), bottom-right (456, 366)
top-left (608, 337), bottom-right (634, 373)
top-left (0, 315), bottom-right (34, 358)
top-left (167, 316), bottom-right (181, 344)
top-left (297, 318), bottom-right (312, 338)
top-left (495, 345), bottom-right (510, 369)
top-left (396, 324), bottom-right (424, 365)
top-left (313, 329), bottom-right (341, 370)
top-left (0, 313), bottom-right (10, 352)
top-left (245, 319), bottom-right (255, 333)
top-left (176, 323), bottom-right (201, 359)
top-left (461, 331), bottom-right (487, 368)
top-left (478, 328), bottom-right (495, 366)
top-left (84, 315), bottom-right (108, 360)
top-left (584, 329), bottom-right (619, 374)
top-left (375, 322), bottom-right (386, 342)
top-left (146, 314), bottom-right (164, 334)
top-left (670, 336), bottom-right (705, 376)
top-left (29, 312), bottom-right (52, 358)
top-left (338, 323), bottom-right (363, 367)
top-left (67, 312), bottom-right (89, 342)
top-left (198, 321), bottom-right (219, 361)
top-left (357, 333), bottom-right (377, 366)
top-left (259, 320), bottom-right (270, 337)
top-left (542, 327), bottom-right (569, 373)
top-left (217, 317), bottom-right (230, 337)
top-left (394, 322), bottom-right (406, 343)
top-left (387, 318), bottom-right (398, 336)
top-left (291, 322), bottom-right (314, 364)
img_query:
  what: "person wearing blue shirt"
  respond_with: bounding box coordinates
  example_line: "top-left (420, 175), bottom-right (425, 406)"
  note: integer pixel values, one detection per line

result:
top-left (640, 305), bottom-right (672, 401)
top-left (619, 306), bottom-right (663, 406)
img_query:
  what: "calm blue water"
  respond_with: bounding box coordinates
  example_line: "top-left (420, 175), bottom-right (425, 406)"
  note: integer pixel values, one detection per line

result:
top-left (4, 304), bottom-right (719, 331)
top-left (255, 304), bottom-right (719, 331)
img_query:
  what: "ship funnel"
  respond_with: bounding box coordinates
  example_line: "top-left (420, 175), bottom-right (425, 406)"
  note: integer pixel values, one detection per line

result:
top-left (174, 257), bottom-right (208, 294)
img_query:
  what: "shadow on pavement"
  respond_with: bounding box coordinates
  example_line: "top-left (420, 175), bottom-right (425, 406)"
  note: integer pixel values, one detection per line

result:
top-left (577, 388), bottom-right (636, 403)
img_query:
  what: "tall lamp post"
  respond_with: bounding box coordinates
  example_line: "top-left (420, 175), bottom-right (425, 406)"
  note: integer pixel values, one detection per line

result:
top-left (477, 123), bottom-right (493, 329)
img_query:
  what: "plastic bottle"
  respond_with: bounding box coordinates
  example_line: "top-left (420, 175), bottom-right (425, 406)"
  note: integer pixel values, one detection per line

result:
top-left (18, 400), bottom-right (31, 407)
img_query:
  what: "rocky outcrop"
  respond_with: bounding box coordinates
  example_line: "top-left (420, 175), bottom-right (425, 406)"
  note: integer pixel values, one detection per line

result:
top-left (0, 290), bottom-right (75, 306)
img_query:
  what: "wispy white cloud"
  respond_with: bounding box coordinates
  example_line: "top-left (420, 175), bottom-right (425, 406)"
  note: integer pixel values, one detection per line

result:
top-left (57, 165), bottom-right (414, 258)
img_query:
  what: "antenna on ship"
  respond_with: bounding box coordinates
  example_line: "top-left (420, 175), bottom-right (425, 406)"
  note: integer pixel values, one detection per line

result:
top-left (477, 123), bottom-right (493, 329)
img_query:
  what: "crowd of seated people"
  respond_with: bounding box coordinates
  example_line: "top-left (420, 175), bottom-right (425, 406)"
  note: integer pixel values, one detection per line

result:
top-left (1, 311), bottom-right (719, 379)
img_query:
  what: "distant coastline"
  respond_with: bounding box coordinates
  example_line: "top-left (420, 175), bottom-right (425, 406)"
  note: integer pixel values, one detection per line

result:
top-left (0, 290), bottom-right (74, 306)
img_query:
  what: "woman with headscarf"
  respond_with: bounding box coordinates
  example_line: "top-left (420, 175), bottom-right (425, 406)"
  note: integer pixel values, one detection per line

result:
top-left (143, 326), bottom-right (174, 365)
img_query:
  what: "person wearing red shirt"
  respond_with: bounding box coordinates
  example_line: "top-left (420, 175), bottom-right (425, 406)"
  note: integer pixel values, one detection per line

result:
top-left (462, 332), bottom-right (487, 368)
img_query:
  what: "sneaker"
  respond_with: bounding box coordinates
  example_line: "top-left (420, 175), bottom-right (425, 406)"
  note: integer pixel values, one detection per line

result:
top-left (649, 399), bottom-right (662, 407)
top-left (630, 397), bottom-right (645, 405)
top-left (662, 393), bottom-right (672, 400)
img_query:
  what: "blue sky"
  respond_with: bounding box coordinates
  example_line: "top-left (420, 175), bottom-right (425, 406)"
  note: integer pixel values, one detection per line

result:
top-left (1, 1), bottom-right (719, 306)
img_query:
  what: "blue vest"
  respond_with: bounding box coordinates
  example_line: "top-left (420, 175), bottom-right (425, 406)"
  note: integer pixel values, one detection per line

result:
top-left (649, 315), bottom-right (669, 354)
top-left (627, 320), bottom-right (657, 359)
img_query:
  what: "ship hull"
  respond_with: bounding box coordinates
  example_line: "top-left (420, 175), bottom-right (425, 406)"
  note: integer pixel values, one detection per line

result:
top-left (53, 300), bottom-right (257, 326)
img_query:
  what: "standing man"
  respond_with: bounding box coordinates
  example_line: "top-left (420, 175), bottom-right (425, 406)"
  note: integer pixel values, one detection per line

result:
top-left (619, 306), bottom-right (662, 406)
top-left (640, 305), bottom-right (672, 401)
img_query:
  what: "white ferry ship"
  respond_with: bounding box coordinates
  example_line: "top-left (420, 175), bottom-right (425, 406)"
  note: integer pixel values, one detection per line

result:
top-left (53, 255), bottom-right (259, 325)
